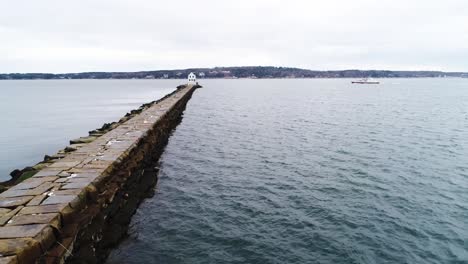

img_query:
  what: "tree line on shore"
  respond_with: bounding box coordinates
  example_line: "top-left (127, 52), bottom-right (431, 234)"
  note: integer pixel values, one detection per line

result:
top-left (0, 66), bottom-right (466, 80)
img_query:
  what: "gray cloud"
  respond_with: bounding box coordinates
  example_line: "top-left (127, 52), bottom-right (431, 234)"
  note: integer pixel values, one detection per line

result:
top-left (1, 0), bottom-right (467, 72)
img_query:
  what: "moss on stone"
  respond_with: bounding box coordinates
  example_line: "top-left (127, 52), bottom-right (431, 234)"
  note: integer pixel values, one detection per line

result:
top-left (32, 163), bottom-right (48, 171)
top-left (15, 170), bottom-right (38, 184)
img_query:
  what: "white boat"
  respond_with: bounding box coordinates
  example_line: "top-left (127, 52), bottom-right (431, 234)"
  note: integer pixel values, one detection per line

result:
top-left (351, 78), bottom-right (380, 84)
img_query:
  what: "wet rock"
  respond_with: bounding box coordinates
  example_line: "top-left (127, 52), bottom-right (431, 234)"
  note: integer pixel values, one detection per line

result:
top-left (65, 143), bottom-right (86, 152)
top-left (44, 154), bottom-right (64, 162)
top-left (98, 122), bottom-right (118, 132)
top-left (43, 155), bottom-right (53, 162)
top-left (64, 146), bottom-right (77, 152)
top-left (118, 116), bottom-right (131, 123)
top-left (70, 136), bottom-right (98, 144)
top-left (2, 169), bottom-right (38, 189)
top-left (14, 171), bottom-right (37, 184)
top-left (88, 131), bottom-right (105, 137)
top-left (130, 109), bottom-right (142, 115)
top-left (9, 170), bottom-right (22, 179)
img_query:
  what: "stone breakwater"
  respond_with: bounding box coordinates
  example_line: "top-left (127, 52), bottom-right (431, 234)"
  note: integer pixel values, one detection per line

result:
top-left (0, 84), bottom-right (199, 263)
top-left (1, 84), bottom-right (188, 190)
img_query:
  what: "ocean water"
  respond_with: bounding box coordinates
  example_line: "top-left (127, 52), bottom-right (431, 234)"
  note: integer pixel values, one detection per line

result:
top-left (1, 79), bottom-right (467, 263)
top-left (0, 79), bottom-right (177, 181)
top-left (106, 79), bottom-right (468, 264)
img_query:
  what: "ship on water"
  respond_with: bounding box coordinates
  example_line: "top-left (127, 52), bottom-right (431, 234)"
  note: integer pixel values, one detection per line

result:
top-left (351, 78), bottom-right (380, 84)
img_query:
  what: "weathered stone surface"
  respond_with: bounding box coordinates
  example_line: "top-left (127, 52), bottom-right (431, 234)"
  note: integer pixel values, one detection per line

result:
top-left (26, 182), bottom-right (55, 196)
top-left (0, 182), bottom-right (54, 198)
top-left (49, 189), bottom-right (82, 196)
top-left (57, 171), bottom-right (71, 177)
top-left (17, 204), bottom-right (67, 215)
top-left (0, 207), bottom-right (23, 226)
top-left (0, 256), bottom-right (17, 264)
top-left (61, 182), bottom-right (90, 189)
top-left (0, 224), bottom-right (47, 239)
top-left (66, 168), bottom-right (102, 174)
top-left (60, 206), bottom-right (80, 225)
top-left (50, 183), bottom-right (62, 192)
top-left (8, 177), bottom-right (57, 191)
top-left (41, 195), bottom-right (77, 206)
top-left (71, 172), bottom-right (100, 178)
top-left (54, 178), bottom-right (67, 183)
top-left (0, 197), bottom-right (33, 208)
top-left (45, 237), bottom-right (73, 258)
top-left (81, 160), bottom-right (113, 170)
top-left (33, 170), bottom-right (62, 177)
top-left (69, 193), bottom-right (86, 210)
top-left (96, 153), bottom-right (123, 161)
top-left (26, 195), bottom-right (47, 206)
top-left (47, 161), bottom-right (82, 169)
top-left (0, 238), bottom-right (42, 264)
top-left (34, 226), bottom-right (55, 253)
top-left (0, 189), bottom-right (29, 198)
top-left (0, 209), bottom-right (11, 217)
top-left (7, 213), bottom-right (60, 228)
top-left (65, 177), bottom-right (95, 184)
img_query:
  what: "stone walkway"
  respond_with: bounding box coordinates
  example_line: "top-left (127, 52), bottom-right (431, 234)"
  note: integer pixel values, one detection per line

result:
top-left (0, 85), bottom-right (195, 263)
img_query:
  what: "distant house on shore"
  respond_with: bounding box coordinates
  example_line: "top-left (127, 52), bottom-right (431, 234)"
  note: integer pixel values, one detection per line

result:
top-left (188, 72), bottom-right (197, 84)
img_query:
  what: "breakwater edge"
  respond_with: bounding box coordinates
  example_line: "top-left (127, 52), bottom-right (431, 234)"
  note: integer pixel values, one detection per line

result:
top-left (0, 83), bottom-right (200, 263)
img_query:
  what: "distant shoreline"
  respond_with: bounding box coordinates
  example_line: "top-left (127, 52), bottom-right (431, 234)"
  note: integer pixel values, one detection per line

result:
top-left (0, 77), bottom-right (466, 81)
top-left (1, 66), bottom-right (467, 80)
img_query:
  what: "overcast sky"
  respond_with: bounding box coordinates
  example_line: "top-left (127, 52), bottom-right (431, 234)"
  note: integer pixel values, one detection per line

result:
top-left (1, 0), bottom-right (467, 73)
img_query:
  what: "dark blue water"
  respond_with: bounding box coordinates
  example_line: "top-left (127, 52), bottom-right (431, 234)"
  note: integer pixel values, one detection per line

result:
top-left (107, 79), bottom-right (468, 263)
top-left (0, 80), bottom-right (177, 181)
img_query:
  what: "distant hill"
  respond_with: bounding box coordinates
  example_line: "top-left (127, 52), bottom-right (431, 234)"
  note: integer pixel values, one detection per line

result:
top-left (1, 66), bottom-right (467, 80)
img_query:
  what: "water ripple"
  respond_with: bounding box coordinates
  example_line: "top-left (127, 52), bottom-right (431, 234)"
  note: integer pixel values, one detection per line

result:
top-left (108, 79), bottom-right (468, 264)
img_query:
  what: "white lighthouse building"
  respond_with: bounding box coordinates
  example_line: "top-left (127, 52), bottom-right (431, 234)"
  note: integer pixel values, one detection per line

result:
top-left (188, 72), bottom-right (197, 84)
